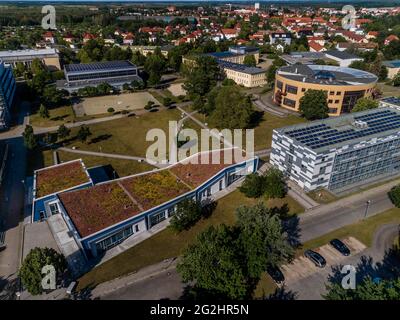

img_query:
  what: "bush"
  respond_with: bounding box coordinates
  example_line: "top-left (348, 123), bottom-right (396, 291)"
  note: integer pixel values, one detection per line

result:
top-left (170, 199), bottom-right (202, 232)
top-left (239, 173), bottom-right (265, 198)
top-left (19, 247), bottom-right (67, 295)
top-left (389, 185), bottom-right (400, 207)
top-left (107, 107), bottom-right (115, 113)
top-left (264, 168), bottom-right (286, 199)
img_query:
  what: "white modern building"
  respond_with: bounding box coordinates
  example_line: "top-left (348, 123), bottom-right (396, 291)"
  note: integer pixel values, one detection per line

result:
top-left (270, 108), bottom-right (400, 192)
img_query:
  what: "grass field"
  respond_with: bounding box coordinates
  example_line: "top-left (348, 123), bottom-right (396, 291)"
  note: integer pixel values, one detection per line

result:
top-left (61, 108), bottom-right (196, 159)
top-left (307, 189), bottom-right (338, 204)
top-left (377, 83), bottom-right (400, 97)
top-left (77, 189), bottom-right (304, 291)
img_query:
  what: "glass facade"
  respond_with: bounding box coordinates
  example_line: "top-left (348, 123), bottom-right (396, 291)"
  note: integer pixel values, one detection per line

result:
top-left (95, 226), bottom-right (134, 252)
top-left (329, 139), bottom-right (400, 190)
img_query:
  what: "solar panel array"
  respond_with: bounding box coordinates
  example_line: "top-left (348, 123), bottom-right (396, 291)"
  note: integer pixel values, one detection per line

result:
top-left (382, 97), bottom-right (400, 106)
top-left (285, 110), bottom-right (400, 150)
top-left (65, 60), bottom-right (135, 73)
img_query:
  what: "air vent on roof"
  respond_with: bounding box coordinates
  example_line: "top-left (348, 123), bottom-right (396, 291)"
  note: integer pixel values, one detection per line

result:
top-left (353, 120), bottom-right (368, 129)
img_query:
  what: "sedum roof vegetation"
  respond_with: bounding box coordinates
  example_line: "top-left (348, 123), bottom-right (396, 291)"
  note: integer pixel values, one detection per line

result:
top-left (35, 160), bottom-right (90, 198)
top-left (59, 182), bottom-right (141, 237)
top-left (57, 150), bottom-right (250, 238)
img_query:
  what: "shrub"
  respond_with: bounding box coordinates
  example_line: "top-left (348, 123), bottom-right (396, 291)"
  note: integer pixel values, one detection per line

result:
top-left (389, 185), bottom-right (400, 207)
top-left (107, 107), bottom-right (115, 113)
top-left (239, 173), bottom-right (265, 198)
top-left (170, 199), bottom-right (202, 232)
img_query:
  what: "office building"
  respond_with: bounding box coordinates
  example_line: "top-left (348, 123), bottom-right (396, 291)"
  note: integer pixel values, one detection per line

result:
top-left (0, 60), bottom-right (16, 130)
top-left (270, 107), bottom-right (400, 192)
top-left (218, 60), bottom-right (266, 87)
top-left (274, 64), bottom-right (378, 116)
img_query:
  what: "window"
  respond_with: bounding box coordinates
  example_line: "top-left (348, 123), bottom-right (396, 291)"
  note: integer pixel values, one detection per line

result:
top-left (328, 99), bottom-right (333, 103)
top-left (135, 225), bottom-right (139, 232)
top-left (330, 91), bottom-right (335, 95)
top-left (283, 98), bottom-right (296, 108)
top-left (329, 108), bottom-right (338, 113)
top-left (39, 211), bottom-right (46, 221)
top-left (168, 206), bottom-right (176, 217)
top-left (48, 202), bottom-right (60, 215)
top-left (149, 211), bottom-right (166, 227)
top-left (219, 179), bottom-right (223, 191)
top-left (286, 84), bottom-right (298, 94)
top-left (276, 80), bottom-right (283, 90)
top-left (335, 100), bottom-right (340, 103)
top-left (301, 88), bottom-right (306, 92)
top-left (336, 91), bottom-right (342, 95)
top-left (96, 226), bottom-right (133, 252)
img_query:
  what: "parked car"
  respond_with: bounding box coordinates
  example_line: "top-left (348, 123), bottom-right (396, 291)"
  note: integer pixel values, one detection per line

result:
top-left (266, 266), bottom-right (285, 284)
top-left (330, 239), bottom-right (351, 256)
top-left (304, 250), bottom-right (326, 268)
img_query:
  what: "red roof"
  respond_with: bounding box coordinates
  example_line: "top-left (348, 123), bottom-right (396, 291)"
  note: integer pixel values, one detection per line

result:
top-left (308, 41), bottom-right (325, 52)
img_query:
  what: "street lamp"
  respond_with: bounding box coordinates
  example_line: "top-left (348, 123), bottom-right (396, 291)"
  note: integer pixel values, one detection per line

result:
top-left (364, 200), bottom-right (371, 219)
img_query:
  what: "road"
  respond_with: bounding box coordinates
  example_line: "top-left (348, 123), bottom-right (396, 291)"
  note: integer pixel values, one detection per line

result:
top-left (98, 178), bottom-right (399, 300)
top-left (0, 102), bottom-right (29, 291)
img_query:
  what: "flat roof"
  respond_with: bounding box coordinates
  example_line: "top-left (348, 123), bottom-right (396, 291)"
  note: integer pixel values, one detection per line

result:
top-left (34, 159), bottom-right (91, 198)
top-left (276, 107), bottom-right (400, 153)
top-left (383, 60), bottom-right (400, 68)
top-left (277, 64), bottom-right (378, 85)
top-left (64, 60), bottom-right (137, 74)
top-left (58, 150), bottom-right (252, 238)
top-left (218, 60), bottom-right (265, 75)
top-left (324, 50), bottom-right (361, 60)
top-left (0, 48), bottom-right (58, 58)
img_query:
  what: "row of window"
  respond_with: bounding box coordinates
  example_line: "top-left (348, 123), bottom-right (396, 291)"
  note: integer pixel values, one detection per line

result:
top-left (95, 225), bottom-right (139, 252)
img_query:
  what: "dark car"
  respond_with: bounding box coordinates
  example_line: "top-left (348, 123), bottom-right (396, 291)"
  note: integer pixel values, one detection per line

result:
top-left (330, 239), bottom-right (351, 256)
top-left (304, 250), bottom-right (326, 268)
top-left (266, 266), bottom-right (285, 284)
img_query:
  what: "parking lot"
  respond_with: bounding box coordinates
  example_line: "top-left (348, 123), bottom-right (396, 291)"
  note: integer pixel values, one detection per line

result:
top-left (281, 237), bottom-right (367, 285)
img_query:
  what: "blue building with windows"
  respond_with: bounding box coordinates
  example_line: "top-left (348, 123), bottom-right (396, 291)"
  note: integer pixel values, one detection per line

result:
top-left (31, 150), bottom-right (258, 259)
top-left (0, 60), bottom-right (17, 130)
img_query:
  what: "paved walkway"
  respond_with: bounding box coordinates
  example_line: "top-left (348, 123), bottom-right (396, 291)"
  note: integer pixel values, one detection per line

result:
top-left (58, 147), bottom-right (167, 168)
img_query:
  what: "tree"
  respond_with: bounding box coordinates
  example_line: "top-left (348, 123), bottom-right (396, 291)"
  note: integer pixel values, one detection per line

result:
top-left (177, 225), bottom-right (249, 299)
top-left (243, 54), bottom-right (257, 67)
top-left (209, 85), bottom-right (254, 129)
top-left (299, 89), bottom-right (329, 120)
top-left (263, 168), bottom-right (287, 199)
top-left (23, 125), bottom-right (37, 150)
top-left (393, 72), bottom-right (400, 86)
top-left (324, 276), bottom-right (400, 300)
top-left (39, 104), bottom-right (49, 118)
top-left (57, 124), bottom-right (70, 140)
top-left (236, 203), bottom-right (295, 278)
top-left (19, 247), bottom-right (67, 295)
top-left (169, 199), bottom-right (202, 232)
top-left (42, 86), bottom-right (65, 108)
top-left (144, 54), bottom-right (166, 85)
top-left (352, 97), bottom-right (379, 113)
top-left (162, 96), bottom-right (173, 107)
top-left (239, 173), bottom-right (265, 198)
top-left (267, 57), bottom-right (286, 83)
top-left (107, 107), bottom-right (115, 113)
top-left (77, 126), bottom-right (91, 142)
top-left (182, 55), bottom-right (220, 109)
top-left (144, 101), bottom-right (155, 110)
top-left (388, 184), bottom-right (400, 207)
top-left (349, 60), bottom-right (368, 71)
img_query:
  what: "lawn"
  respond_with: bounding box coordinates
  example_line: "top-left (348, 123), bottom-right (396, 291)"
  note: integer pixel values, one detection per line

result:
top-left (77, 189), bottom-right (304, 291)
top-left (61, 108), bottom-right (189, 159)
top-left (253, 113), bottom-right (306, 151)
top-left (377, 83), bottom-right (400, 97)
top-left (57, 150), bottom-right (155, 178)
top-left (29, 105), bottom-right (111, 128)
top-left (307, 189), bottom-right (338, 204)
top-left (300, 207), bottom-right (400, 254)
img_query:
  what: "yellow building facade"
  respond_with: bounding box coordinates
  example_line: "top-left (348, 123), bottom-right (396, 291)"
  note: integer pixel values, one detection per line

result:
top-left (274, 65), bottom-right (378, 116)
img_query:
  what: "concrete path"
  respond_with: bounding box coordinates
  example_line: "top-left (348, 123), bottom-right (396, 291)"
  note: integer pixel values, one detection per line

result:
top-left (57, 147), bottom-right (166, 168)
top-left (253, 99), bottom-right (287, 118)
top-left (287, 180), bottom-right (319, 210)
